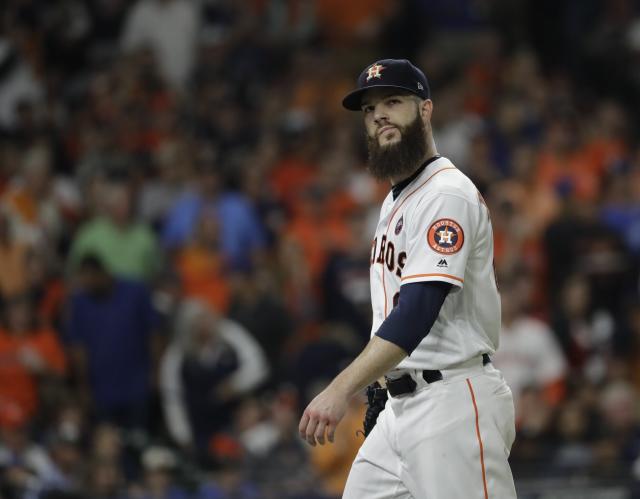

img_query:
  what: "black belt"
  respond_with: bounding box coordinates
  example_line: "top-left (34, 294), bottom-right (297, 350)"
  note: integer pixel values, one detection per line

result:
top-left (386, 354), bottom-right (491, 397)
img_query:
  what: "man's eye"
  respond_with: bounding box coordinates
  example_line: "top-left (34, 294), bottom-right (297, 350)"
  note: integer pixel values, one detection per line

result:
top-left (387, 99), bottom-right (400, 105)
top-left (363, 106), bottom-right (374, 113)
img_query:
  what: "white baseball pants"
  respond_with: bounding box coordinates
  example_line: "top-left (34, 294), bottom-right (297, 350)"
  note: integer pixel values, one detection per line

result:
top-left (343, 360), bottom-right (517, 498)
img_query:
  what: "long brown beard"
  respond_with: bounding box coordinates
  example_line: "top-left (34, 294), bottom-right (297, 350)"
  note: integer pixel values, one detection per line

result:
top-left (366, 114), bottom-right (428, 181)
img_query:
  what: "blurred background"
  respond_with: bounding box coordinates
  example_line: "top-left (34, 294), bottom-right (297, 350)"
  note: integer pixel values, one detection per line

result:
top-left (0, 0), bottom-right (639, 497)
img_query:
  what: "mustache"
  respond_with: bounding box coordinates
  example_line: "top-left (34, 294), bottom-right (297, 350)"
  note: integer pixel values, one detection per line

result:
top-left (376, 124), bottom-right (398, 136)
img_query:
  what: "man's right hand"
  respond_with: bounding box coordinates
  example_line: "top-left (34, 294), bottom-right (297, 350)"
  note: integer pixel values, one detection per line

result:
top-left (298, 384), bottom-right (349, 446)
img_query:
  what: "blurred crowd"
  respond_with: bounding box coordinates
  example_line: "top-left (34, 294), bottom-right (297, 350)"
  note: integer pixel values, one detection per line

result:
top-left (0, 0), bottom-right (640, 497)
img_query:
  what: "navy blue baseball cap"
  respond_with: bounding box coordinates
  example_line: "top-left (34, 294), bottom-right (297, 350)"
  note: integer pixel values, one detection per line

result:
top-left (342, 59), bottom-right (430, 111)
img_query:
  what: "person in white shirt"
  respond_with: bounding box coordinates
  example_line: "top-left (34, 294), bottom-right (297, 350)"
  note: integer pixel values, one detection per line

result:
top-left (121, 0), bottom-right (199, 91)
top-left (160, 299), bottom-right (269, 451)
top-left (493, 271), bottom-right (567, 410)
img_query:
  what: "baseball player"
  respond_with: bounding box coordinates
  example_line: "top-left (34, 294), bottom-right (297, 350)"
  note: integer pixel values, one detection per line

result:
top-left (298, 59), bottom-right (517, 498)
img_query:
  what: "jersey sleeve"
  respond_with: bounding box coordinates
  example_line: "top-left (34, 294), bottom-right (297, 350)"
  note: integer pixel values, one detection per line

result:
top-left (401, 192), bottom-right (475, 288)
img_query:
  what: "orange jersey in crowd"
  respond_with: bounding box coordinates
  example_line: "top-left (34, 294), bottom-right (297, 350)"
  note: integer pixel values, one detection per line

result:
top-left (175, 246), bottom-right (230, 314)
top-left (0, 328), bottom-right (67, 423)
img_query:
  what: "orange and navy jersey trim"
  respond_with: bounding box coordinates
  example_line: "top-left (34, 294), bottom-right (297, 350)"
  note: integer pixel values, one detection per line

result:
top-left (401, 273), bottom-right (464, 283)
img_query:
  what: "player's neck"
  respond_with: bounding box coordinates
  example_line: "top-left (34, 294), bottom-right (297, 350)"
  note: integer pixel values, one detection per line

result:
top-left (389, 144), bottom-right (439, 186)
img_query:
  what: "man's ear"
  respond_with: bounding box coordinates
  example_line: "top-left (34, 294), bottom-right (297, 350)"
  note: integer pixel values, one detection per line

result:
top-left (421, 99), bottom-right (433, 122)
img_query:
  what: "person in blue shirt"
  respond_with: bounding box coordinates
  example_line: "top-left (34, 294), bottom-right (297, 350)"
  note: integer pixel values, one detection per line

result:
top-left (66, 254), bottom-right (160, 431)
top-left (161, 163), bottom-right (266, 271)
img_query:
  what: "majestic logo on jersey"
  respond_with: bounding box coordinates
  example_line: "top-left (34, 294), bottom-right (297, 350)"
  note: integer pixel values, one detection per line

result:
top-left (366, 64), bottom-right (385, 81)
top-left (394, 215), bottom-right (404, 235)
top-left (427, 219), bottom-right (464, 254)
top-left (436, 258), bottom-right (448, 268)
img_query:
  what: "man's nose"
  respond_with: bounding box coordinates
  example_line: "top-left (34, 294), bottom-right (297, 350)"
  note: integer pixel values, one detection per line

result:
top-left (373, 107), bottom-right (389, 126)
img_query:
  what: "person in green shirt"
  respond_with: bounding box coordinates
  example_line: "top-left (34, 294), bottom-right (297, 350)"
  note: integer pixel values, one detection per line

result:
top-left (68, 180), bottom-right (161, 283)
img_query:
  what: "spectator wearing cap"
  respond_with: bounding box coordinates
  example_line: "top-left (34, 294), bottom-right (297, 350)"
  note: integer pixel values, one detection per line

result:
top-left (135, 446), bottom-right (188, 499)
top-left (66, 254), bottom-right (160, 430)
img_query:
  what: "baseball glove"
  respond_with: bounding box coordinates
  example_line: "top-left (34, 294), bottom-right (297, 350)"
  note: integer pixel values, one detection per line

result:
top-left (361, 381), bottom-right (388, 437)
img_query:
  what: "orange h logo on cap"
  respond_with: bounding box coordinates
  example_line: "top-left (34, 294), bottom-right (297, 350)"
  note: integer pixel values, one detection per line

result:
top-left (366, 64), bottom-right (385, 81)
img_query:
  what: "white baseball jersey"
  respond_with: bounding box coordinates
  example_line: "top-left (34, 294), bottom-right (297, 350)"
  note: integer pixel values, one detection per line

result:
top-left (346, 156), bottom-right (516, 499)
top-left (369, 156), bottom-right (500, 371)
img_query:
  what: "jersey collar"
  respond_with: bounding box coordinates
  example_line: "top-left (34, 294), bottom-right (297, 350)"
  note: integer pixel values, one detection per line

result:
top-left (391, 155), bottom-right (441, 200)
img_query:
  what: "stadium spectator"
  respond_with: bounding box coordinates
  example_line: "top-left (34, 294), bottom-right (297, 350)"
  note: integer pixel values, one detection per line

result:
top-left (36, 398), bottom-right (87, 496)
top-left (551, 273), bottom-right (616, 381)
top-left (174, 208), bottom-right (230, 314)
top-left (84, 457), bottom-right (128, 499)
top-left (68, 180), bottom-right (161, 283)
top-left (66, 255), bottom-right (159, 430)
top-left (138, 139), bottom-right (193, 230)
top-left (493, 270), bottom-right (568, 408)
top-left (552, 398), bottom-right (596, 475)
top-left (134, 446), bottom-right (188, 499)
top-left (121, 0), bottom-right (200, 91)
top-left (228, 267), bottom-right (293, 378)
top-left (2, 142), bottom-right (72, 247)
top-left (0, 29), bottom-right (44, 132)
top-left (0, 294), bottom-right (67, 425)
top-left (239, 387), bottom-right (321, 499)
top-left (0, 409), bottom-right (56, 499)
top-left (24, 247), bottom-right (66, 329)
top-left (161, 163), bottom-right (266, 271)
top-left (159, 299), bottom-right (269, 457)
top-left (39, 425), bottom-right (84, 496)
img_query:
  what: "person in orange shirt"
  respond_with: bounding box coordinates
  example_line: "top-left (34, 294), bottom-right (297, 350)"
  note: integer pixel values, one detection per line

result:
top-left (283, 185), bottom-right (352, 284)
top-left (0, 294), bottom-right (67, 424)
top-left (175, 208), bottom-right (230, 313)
top-left (535, 112), bottom-right (625, 203)
top-left (315, 0), bottom-right (393, 45)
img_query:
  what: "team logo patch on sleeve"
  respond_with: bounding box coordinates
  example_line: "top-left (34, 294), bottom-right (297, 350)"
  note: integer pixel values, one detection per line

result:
top-left (427, 219), bottom-right (464, 254)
